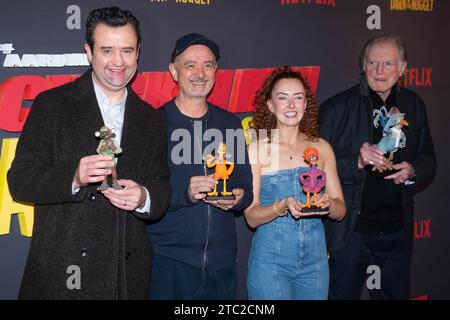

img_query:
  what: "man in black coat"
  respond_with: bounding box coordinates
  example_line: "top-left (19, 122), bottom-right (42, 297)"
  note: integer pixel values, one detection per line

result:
top-left (319, 35), bottom-right (436, 299)
top-left (7, 7), bottom-right (169, 299)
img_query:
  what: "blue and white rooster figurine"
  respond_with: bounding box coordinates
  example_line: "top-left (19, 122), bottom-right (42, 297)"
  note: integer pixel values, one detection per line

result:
top-left (373, 106), bottom-right (409, 172)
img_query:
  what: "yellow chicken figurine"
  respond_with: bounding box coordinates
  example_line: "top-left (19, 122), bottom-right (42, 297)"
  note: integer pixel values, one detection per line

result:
top-left (205, 142), bottom-right (235, 198)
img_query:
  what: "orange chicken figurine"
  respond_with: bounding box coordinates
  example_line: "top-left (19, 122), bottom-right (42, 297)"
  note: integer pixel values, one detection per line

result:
top-left (205, 142), bottom-right (235, 200)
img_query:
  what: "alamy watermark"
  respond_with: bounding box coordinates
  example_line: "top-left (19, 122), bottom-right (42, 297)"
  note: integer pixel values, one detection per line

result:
top-left (66, 265), bottom-right (81, 290)
top-left (366, 265), bottom-right (381, 290)
top-left (170, 124), bottom-right (287, 170)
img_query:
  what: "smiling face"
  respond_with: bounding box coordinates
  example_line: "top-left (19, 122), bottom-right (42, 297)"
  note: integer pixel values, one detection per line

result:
top-left (169, 44), bottom-right (217, 100)
top-left (267, 78), bottom-right (307, 127)
top-left (85, 23), bottom-right (139, 100)
top-left (364, 40), bottom-right (406, 101)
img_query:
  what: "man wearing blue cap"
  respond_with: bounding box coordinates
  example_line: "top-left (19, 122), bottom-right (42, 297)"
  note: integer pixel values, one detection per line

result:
top-left (147, 33), bottom-right (253, 299)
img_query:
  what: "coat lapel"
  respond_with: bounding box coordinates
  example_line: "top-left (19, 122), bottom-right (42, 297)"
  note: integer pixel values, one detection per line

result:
top-left (70, 70), bottom-right (105, 156)
top-left (68, 71), bottom-right (153, 179)
top-left (117, 90), bottom-right (152, 179)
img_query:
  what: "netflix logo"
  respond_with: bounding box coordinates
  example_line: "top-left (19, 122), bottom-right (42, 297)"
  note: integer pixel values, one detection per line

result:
top-left (414, 218), bottom-right (431, 240)
top-left (400, 67), bottom-right (432, 87)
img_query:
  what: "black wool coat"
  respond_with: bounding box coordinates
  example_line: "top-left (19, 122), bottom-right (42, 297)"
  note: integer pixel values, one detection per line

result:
top-left (7, 70), bottom-right (170, 299)
top-left (319, 78), bottom-right (436, 254)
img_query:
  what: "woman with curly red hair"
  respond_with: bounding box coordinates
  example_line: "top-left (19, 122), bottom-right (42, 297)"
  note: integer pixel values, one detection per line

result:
top-left (244, 67), bottom-right (345, 299)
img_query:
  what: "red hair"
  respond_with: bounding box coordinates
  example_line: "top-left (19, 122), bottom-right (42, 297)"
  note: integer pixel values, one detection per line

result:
top-left (250, 66), bottom-right (319, 142)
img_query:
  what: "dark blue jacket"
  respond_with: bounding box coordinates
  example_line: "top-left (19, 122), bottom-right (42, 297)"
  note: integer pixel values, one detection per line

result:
top-left (147, 99), bottom-right (253, 270)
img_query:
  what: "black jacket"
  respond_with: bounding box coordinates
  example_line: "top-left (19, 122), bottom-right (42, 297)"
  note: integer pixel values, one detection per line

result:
top-left (319, 78), bottom-right (436, 253)
top-left (147, 99), bottom-right (253, 270)
top-left (7, 70), bottom-right (170, 299)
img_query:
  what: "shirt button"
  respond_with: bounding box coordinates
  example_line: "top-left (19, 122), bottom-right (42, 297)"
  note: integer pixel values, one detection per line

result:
top-left (88, 193), bottom-right (96, 201)
top-left (81, 249), bottom-right (88, 257)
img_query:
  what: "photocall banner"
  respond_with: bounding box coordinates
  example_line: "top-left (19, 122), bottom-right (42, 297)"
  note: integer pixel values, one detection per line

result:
top-left (0, 0), bottom-right (448, 299)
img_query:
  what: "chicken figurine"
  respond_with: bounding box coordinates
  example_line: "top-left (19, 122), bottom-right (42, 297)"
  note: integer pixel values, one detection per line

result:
top-left (373, 106), bottom-right (409, 174)
top-left (205, 142), bottom-right (235, 200)
top-left (299, 147), bottom-right (328, 213)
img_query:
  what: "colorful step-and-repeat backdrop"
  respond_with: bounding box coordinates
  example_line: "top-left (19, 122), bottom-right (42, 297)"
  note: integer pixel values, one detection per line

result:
top-left (1, 0), bottom-right (448, 299)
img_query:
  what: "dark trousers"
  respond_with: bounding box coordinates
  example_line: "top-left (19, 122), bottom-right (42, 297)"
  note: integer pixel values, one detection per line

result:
top-left (329, 230), bottom-right (411, 300)
top-left (149, 254), bottom-right (237, 300)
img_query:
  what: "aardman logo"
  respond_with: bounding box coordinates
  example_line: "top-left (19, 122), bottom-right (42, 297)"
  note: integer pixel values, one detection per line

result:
top-left (0, 43), bottom-right (89, 68)
top-left (0, 66), bottom-right (320, 132)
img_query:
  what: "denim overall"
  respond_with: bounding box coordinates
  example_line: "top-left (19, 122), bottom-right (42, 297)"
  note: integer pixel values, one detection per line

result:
top-left (247, 167), bottom-right (329, 300)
